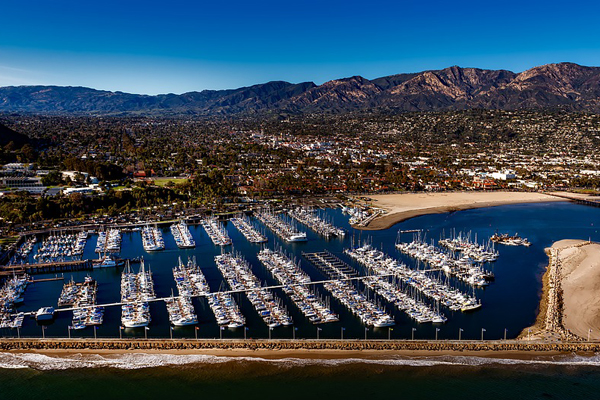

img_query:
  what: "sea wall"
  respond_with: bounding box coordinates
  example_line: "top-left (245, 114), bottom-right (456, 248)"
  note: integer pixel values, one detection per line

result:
top-left (2, 338), bottom-right (600, 352)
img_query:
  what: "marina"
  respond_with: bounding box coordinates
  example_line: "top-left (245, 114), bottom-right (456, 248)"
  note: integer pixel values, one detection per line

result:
top-left (256, 209), bottom-right (307, 242)
top-left (230, 215), bottom-right (268, 243)
top-left (201, 217), bottom-right (232, 246)
top-left (303, 251), bottom-right (395, 327)
top-left (0, 202), bottom-right (597, 341)
top-left (257, 248), bottom-right (338, 324)
top-left (33, 231), bottom-right (88, 262)
top-left (215, 252), bottom-right (292, 327)
top-left (141, 226), bottom-right (165, 252)
top-left (288, 207), bottom-right (345, 238)
top-left (170, 220), bottom-right (196, 249)
top-left (396, 235), bottom-right (494, 287)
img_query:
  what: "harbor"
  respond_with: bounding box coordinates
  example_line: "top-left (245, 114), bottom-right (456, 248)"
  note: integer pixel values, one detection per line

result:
top-left (170, 220), bottom-right (196, 249)
top-left (230, 215), bottom-right (268, 243)
top-left (257, 248), bottom-right (338, 324)
top-left (201, 217), bottom-right (232, 246)
top-left (0, 202), bottom-right (598, 341)
top-left (255, 209), bottom-right (307, 242)
top-left (215, 252), bottom-right (292, 328)
top-left (288, 207), bottom-right (345, 238)
top-left (141, 225), bottom-right (165, 252)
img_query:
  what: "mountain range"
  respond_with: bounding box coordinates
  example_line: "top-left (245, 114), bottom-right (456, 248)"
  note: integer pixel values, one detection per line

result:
top-left (1, 62), bottom-right (600, 116)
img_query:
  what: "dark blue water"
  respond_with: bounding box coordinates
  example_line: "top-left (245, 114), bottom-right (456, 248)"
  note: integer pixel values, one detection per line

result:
top-left (2, 352), bottom-right (600, 400)
top-left (5, 201), bottom-right (600, 341)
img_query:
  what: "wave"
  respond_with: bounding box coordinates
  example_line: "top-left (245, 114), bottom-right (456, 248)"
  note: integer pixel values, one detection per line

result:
top-left (3, 352), bottom-right (600, 371)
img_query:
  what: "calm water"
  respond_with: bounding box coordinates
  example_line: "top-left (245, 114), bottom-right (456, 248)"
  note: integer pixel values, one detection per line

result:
top-left (3, 201), bottom-right (600, 398)
top-left (4, 201), bottom-right (600, 341)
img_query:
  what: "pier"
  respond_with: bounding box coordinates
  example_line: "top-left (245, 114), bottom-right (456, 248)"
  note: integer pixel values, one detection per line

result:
top-left (548, 192), bottom-right (600, 208)
top-left (257, 248), bottom-right (338, 324)
top-left (230, 216), bottom-right (268, 243)
top-left (303, 250), bottom-right (395, 327)
top-left (255, 210), bottom-right (307, 242)
top-left (0, 260), bottom-right (93, 276)
top-left (288, 207), bottom-right (345, 238)
top-left (302, 250), bottom-right (357, 279)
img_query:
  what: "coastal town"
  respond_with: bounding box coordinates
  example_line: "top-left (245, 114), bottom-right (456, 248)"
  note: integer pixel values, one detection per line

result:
top-left (1, 110), bottom-right (600, 350)
top-left (4, 0), bottom-right (600, 395)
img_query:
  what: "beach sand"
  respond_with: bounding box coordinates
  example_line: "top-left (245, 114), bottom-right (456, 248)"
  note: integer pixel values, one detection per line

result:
top-left (553, 240), bottom-right (600, 339)
top-left (362, 191), bottom-right (562, 230)
top-left (522, 240), bottom-right (600, 341)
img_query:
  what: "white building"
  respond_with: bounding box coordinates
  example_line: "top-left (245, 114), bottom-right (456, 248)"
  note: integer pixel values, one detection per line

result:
top-left (489, 170), bottom-right (517, 181)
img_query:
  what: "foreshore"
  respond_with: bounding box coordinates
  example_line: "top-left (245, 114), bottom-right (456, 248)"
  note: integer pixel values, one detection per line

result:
top-left (522, 239), bottom-right (600, 341)
top-left (361, 191), bottom-right (562, 230)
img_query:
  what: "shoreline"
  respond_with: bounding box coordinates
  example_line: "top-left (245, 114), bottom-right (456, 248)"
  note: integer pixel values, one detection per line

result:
top-left (360, 191), bottom-right (563, 230)
top-left (4, 347), bottom-right (570, 362)
top-left (521, 239), bottom-right (600, 341)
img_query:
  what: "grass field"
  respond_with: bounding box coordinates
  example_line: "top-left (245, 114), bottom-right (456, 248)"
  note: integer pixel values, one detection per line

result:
top-left (152, 178), bottom-right (188, 187)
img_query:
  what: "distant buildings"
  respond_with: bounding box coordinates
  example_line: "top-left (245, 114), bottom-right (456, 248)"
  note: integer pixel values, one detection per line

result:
top-left (0, 177), bottom-right (45, 194)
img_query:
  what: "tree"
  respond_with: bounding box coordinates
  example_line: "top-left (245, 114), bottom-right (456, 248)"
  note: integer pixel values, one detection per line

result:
top-left (41, 170), bottom-right (63, 186)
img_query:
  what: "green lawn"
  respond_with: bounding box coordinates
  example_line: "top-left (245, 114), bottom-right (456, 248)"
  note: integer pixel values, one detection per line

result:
top-left (152, 178), bottom-right (188, 187)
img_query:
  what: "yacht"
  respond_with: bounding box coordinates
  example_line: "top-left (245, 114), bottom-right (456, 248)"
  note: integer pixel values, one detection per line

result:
top-left (35, 307), bottom-right (55, 321)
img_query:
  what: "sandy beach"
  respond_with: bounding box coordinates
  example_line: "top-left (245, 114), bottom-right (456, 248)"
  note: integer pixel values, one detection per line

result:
top-left (554, 240), bottom-right (600, 339)
top-left (523, 239), bottom-right (600, 341)
top-left (362, 191), bottom-right (562, 230)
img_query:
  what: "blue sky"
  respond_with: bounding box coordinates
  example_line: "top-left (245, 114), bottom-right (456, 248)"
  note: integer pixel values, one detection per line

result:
top-left (1, 0), bottom-right (599, 94)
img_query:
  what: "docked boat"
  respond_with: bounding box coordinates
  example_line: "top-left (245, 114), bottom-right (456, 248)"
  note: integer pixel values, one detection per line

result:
top-left (258, 248), bottom-right (338, 324)
top-left (288, 207), bottom-right (345, 238)
top-left (170, 220), bottom-right (196, 249)
top-left (35, 307), bottom-right (55, 321)
top-left (93, 254), bottom-right (117, 268)
top-left (141, 225), bottom-right (165, 252)
top-left (165, 296), bottom-right (198, 326)
top-left (255, 210), bottom-right (307, 243)
top-left (490, 232), bottom-right (531, 247)
top-left (201, 217), bottom-right (232, 246)
top-left (215, 252), bottom-right (292, 327)
top-left (230, 215), bottom-right (268, 243)
top-left (120, 260), bottom-right (154, 328)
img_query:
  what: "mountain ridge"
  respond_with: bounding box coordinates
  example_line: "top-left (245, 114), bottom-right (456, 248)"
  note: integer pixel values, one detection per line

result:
top-left (2, 62), bottom-right (600, 115)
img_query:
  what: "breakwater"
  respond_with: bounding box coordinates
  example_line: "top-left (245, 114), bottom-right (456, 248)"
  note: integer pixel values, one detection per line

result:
top-left (2, 338), bottom-right (600, 352)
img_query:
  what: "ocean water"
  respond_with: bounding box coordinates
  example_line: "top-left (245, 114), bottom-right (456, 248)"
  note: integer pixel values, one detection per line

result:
top-left (1, 352), bottom-right (600, 399)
